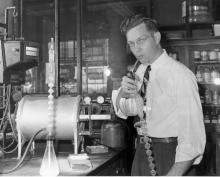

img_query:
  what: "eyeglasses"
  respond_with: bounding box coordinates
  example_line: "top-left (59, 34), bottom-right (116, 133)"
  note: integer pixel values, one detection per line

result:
top-left (127, 35), bottom-right (152, 49)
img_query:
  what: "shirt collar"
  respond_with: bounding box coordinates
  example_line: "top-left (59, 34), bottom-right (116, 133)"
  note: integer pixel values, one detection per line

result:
top-left (151, 49), bottom-right (169, 71)
top-left (144, 50), bottom-right (170, 81)
top-left (135, 50), bottom-right (170, 82)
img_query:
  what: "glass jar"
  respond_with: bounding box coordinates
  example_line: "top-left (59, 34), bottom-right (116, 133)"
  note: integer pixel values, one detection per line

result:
top-left (188, 0), bottom-right (210, 23)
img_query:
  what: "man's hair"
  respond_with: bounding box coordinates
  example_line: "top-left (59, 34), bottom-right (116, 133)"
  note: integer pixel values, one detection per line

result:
top-left (120, 14), bottom-right (159, 35)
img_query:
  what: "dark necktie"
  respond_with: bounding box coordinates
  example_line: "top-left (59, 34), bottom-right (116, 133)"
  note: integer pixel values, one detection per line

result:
top-left (140, 65), bottom-right (151, 99)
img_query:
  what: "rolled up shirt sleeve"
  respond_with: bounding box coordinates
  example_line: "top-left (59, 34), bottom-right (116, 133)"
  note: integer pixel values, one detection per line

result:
top-left (112, 88), bottom-right (128, 119)
top-left (175, 71), bottom-right (206, 164)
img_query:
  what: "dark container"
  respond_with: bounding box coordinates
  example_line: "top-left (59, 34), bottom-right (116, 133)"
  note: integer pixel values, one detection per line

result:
top-left (101, 120), bottom-right (126, 148)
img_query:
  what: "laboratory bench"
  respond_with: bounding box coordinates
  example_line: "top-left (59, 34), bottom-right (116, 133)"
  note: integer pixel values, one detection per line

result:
top-left (0, 140), bottom-right (131, 176)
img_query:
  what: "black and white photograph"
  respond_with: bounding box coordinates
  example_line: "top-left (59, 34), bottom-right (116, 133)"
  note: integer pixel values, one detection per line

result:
top-left (0, 0), bottom-right (220, 176)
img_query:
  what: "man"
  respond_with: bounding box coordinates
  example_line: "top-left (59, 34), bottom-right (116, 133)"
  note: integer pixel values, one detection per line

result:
top-left (111, 14), bottom-right (206, 176)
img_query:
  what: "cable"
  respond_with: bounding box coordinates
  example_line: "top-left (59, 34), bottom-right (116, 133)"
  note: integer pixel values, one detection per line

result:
top-left (0, 85), bottom-right (18, 152)
top-left (0, 85), bottom-right (10, 130)
top-left (0, 128), bottom-right (46, 174)
top-left (1, 138), bottom-right (15, 150)
top-left (0, 94), bottom-right (9, 130)
top-left (0, 144), bottom-right (17, 154)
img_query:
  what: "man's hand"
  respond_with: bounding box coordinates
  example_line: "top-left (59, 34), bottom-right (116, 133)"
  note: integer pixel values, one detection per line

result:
top-left (115, 73), bottom-right (142, 115)
top-left (134, 120), bottom-right (148, 135)
top-left (121, 75), bottom-right (138, 98)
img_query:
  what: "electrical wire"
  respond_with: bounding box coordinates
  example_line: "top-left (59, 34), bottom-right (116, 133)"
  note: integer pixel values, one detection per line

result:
top-left (0, 85), bottom-right (18, 153)
top-left (0, 95), bottom-right (9, 130)
top-left (0, 85), bottom-right (10, 130)
top-left (0, 128), bottom-right (46, 174)
top-left (0, 144), bottom-right (17, 154)
top-left (1, 138), bottom-right (15, 150)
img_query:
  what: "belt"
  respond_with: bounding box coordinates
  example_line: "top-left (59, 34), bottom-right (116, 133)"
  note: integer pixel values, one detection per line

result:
top-left (139, 136), bottom-right (177, 144)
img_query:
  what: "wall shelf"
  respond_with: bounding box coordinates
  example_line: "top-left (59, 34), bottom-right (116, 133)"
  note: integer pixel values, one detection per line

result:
top-left (195, 61), bottom-right (220, 65)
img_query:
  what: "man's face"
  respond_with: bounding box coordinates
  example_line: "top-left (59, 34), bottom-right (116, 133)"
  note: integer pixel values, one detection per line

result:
top-left (126, 22), bottom-right (160, 65)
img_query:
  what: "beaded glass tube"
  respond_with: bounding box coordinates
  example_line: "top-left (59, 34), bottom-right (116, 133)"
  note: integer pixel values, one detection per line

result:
top-left (141, 68), bottom-right (157, 176)
top-left (40, 38), bottom-right (59, 176)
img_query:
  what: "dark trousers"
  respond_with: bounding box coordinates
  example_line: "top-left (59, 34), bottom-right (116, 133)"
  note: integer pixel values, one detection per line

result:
top-left (131, 138), bottom-right (196, 176)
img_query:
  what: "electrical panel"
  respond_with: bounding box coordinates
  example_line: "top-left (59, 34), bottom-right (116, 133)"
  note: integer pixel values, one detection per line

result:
top-left (4, 40), bottom-right (39, 70)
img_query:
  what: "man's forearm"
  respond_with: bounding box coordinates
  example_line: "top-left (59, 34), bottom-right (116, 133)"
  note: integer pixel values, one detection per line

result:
top-left (166, 160), bottom-right (193, 176)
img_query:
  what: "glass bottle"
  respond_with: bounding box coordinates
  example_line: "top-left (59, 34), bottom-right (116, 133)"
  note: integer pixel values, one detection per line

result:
top-left (213, 90), bottom-right (219, 105)
top-left (211, 110), bottom-right (218, 124)
top-left (204, 88), bottom-right (212, 104)
top-left (182, 0), bottom-right (187, 23)
top-left (204, 110), bottom-right (210, 123)
top-left (211, 67), bottom-right (216, 83)
top-left (203, 67), bottom-right (211, 83)
top-left (196, 66), bottom-right (203, 83)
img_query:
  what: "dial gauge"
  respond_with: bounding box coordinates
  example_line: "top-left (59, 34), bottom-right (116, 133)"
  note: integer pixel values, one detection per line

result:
top-left (97, 96), bottom-right (104, 104)
top-left (84, 96), bottom-right (91, 104)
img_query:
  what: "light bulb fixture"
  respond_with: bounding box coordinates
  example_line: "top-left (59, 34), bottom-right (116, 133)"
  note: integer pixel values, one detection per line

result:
top-left (104, 66), bottom-right (111, 77)
top-left (214, 78), bottom-right (220, 85)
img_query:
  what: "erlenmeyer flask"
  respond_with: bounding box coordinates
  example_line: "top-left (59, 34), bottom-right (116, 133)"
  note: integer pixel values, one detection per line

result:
top-left (40, 140), bottom-right (60, 176)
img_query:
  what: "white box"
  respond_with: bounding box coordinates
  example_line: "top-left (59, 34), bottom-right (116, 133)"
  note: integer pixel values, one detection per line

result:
top-left (214, 24), bottom-right (220, 36)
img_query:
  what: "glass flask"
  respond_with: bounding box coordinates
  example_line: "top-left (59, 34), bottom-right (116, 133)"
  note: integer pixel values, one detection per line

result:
top-left (40, 140), bottom-right (60, 176)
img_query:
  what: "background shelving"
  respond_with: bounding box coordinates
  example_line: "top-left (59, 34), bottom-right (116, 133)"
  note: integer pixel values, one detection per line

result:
top-left (59, 38), bottom-right (109, 95)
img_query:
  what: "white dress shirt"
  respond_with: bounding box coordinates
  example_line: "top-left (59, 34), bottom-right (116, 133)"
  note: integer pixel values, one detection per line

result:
top-left (112, 50), bottom-right (206, 164)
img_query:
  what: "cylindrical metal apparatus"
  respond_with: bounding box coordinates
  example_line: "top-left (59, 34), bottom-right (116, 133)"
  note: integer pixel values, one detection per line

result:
top-left (16, 95), bottom-right (81, 158)
top-left (16, 95), bottom-right (80, 140)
